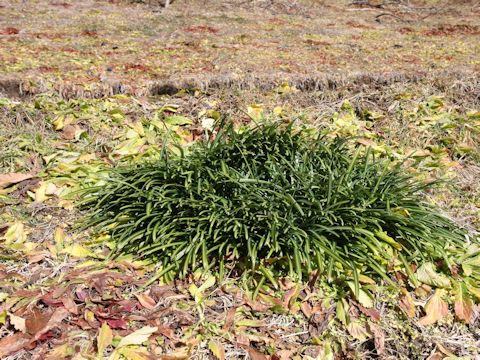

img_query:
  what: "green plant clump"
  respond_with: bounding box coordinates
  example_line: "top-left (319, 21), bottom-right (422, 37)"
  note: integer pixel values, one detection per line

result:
top-left (81, 122), bottom-right (465, 287)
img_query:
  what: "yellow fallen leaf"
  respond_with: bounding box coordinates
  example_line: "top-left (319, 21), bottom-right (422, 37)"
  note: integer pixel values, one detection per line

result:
top-left (9, 242), bottom-right (37, 253)
top-left (74, 260), bottom-right (98, 269)
top-left (117, 326), bottom-right (157, 348)
top-left (53, 115), bottom-right (65, 130)
top-left (119, 347), bottom-right (152, 360)
top-left (347, 321), bottom-right (371, 341)
top-left (189, 275), bottom-right (216, 303)
top-left (34, 182), bottom-right (49, 203)
top-left (3, 222), bottom-right (27, 244)
top-left (45, 343), bottom-right (74, 360)
top-left (46, 243), bottom-right (58, 258)
top-left (97, 322), bottom-right (113, 356)
top-left (208, 340), bottom-right (225, 360)
top-left (61, 244), bottom-right (95, 258)
top-left (247, 104), bottom-right (264, 121)
top-left (275, 81), bottom-right (297, 95)
top-left (54, 227), bottom-right (65, 251)
top-left (85, 310), bottom-right (95, 322)
top-left (0, 310), bottom-right (6, 325)
top-left (236, 319), bottom-right (265, 327)
top-left (273, 106), bottom-right (284, 116)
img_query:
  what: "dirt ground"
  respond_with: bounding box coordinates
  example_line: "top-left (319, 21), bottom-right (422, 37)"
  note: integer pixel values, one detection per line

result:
top-left (1, 0), bottom-right (479, 96)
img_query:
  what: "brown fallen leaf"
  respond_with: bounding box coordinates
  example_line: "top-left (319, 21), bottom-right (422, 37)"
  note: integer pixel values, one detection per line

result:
top-left (25, 310), bottom-right (51, 336)
top-left (244, 295), bottom-right (274, 312)
top-left (399, 289), bottom-right (416, 318)
top-left (282, 284), bottom-right (300, 310)
top-left (418, 290), bottom-right (449, 326)
top-left (275, 350), bottom-right (295, 360)
top-left (237, 343), bottom-right (269, 360)
top-left (33, 307), bottom-right (69, 340)
top-left (358, 304), bottom-right (380, 322)
top-left (0, 172), bottom-right (34, 189)
top-left (300, 302), bottom-right (313, 318)
top-left (0, 332), bottom-right (32, 358)
top-left (61, 296), bottom-right (79, 315)
top-left (223, 307), bottom-right (237, 331)
top-left (62, 125), bottom-right (77, 140)
top-left (156, 324), bottom-right (178, 341)
top-left (1, 27), bottom-right (20, 35)
top-left (454, 282), bottom-right (473, 323)
top-left (369, 323), bottom-right (385, 355)
top-left (136, 293), bottom-right (157, 310)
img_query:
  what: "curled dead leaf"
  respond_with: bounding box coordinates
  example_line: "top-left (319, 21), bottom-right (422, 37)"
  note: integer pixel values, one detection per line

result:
top-left (399, 289), bottom-right (416, 318)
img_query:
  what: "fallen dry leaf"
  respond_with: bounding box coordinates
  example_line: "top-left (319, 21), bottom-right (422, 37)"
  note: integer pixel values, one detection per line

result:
top-left (62, 125), bottom-right (77, 140)
top-left (300, 302), bottom-right (313, 318)
top-left (347, 320), bottom-right (371, 341)
top-left (282, 284), bottom-right (300, 310)
top-left (418, 290), bottom-right (449, 326)
top-left (275, 350), bottom-right (295, 360)
top-left (369, 323), bottom-right (385, 355)
top-left (136, 293), bottom-right (156, 309)
top-left (25, 310), bottom-right (50, 336)
top-left (117, 326), bottom-right (158, 348)
top-left (119, 347), bottom-right (156, 360)
top-left (45, 343), bottom-right (74, 360)
top-left (454, 282), bottom-right (473, 323)
top-left (61, 297), bottom-right (78, 315)
top-left (208, 340), bottom-right (225, 360)
top-left (358, 304), bottom-right (380, 322)
top-left (97, 322), bottom-right (113, 356)
top-left (9, 313), bottom-right (26, 333)
top-left (0, 172), bottom-right (34, 189)
top-left (399, 289), bottom-right (416, 318)
top-left (33, 307), bottom-right (69, 341)
top-left (0, 332), bottom-right (32, 358)
top-left (238, 343), bottom-right (269, 360)
top-left (223, 307), bottom-right (237, 331)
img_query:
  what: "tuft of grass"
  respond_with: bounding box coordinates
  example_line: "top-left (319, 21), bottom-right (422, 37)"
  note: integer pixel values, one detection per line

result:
top-left (80, 121), bottom-right (466, 288)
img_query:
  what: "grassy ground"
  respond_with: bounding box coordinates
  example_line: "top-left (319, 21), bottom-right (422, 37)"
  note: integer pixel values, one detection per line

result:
top-left (1, 1), bottom-right (480, 359)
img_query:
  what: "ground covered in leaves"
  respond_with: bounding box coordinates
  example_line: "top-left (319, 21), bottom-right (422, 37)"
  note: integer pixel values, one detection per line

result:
top-left (1, 1), bottom-right (480, 359)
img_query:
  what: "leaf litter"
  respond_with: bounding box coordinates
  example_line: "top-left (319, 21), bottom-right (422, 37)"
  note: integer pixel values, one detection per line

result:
top-left (1, 0), bottom-right (480, 357)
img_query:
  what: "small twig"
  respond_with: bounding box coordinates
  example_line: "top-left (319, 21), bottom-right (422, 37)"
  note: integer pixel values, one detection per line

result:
top-left (281, 330), bottom-right (309, 339)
